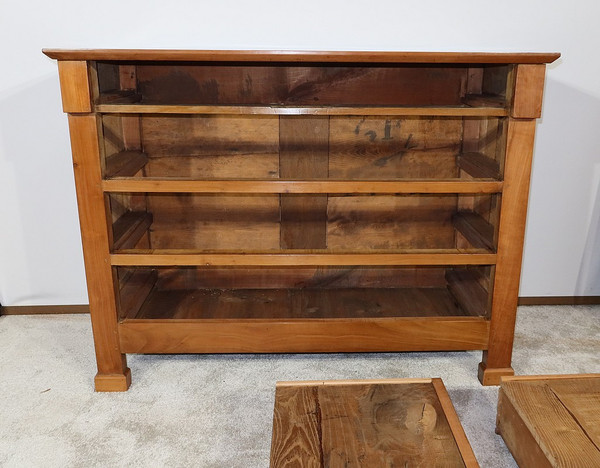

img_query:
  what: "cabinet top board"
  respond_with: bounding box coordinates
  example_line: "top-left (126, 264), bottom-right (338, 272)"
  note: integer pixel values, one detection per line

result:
top-left (42, 49), bottom-right (560, 64)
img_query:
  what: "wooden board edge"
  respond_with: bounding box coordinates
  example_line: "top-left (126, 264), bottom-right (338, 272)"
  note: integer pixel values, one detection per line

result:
top-left (501, 373), bottom-right (600, 383)
top-left (275, 378), bottom-right (434, 388)
top-left (432, 378), bottom-right (480, 468)
top-left (42, 49), bottom-right (561, 64)
top-left (496, 388), bottom-right (554, 468)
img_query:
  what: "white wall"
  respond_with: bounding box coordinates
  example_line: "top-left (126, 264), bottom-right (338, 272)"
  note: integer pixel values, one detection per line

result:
top-left (1, 0), bottom-right (599, 305)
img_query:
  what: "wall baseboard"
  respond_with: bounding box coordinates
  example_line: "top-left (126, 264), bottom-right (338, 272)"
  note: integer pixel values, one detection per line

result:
top-left (518, 296), bottom-right (600, 305)
top-left (1, 304), bottom-right (90, 315)
top-left (2, 297), bottom-right (599, 316)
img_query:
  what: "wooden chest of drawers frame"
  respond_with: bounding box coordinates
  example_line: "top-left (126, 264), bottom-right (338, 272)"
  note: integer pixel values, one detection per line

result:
top-left (44, 49), bottom-right (559, 391)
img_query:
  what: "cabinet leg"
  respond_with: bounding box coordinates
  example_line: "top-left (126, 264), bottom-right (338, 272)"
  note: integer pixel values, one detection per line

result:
top-left (95, 365), bottom-right (132, 392)
top-left (478, 360), bottom-right (514, 386)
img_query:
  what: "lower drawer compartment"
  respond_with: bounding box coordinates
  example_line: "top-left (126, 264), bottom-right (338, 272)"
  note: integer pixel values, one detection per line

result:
top-left (117, 265), bottom-right (492, 353)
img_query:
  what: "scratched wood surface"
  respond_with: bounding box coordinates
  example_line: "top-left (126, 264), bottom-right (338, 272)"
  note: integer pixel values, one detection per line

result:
top-left (131, 286), bottom-right (471, 320)
top-left (497, 376), bottom-right (600, 467)
top-left (134, 65), bottom-right (470, 106)
top-left (270, 381), bottom-right (467, 467)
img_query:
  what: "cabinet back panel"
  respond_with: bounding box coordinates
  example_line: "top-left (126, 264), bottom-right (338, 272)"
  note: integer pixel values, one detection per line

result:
top-left (154, 266), bottom-right (449, 290)
top-left (142, 193), bottom-right (460, 250)
top-left (106, 115), bottom-right (496, 180)
top-left (134, 64), bottom-right (469, 106)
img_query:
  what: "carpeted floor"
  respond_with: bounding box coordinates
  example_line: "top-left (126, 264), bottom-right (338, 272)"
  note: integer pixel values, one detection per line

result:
top-left (0, 305), bottom-right (598, 467)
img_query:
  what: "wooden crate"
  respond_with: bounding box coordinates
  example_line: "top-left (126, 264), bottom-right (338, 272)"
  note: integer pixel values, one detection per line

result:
top-left (270, 378), bottom-right (479, 467)
top-left (43, 49), bottom-right (560, 391)
top-left (497, 374), bottom-right (600, 467)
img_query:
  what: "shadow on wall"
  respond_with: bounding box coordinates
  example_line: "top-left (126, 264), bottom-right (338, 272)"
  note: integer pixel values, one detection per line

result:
top-left (577, 173), bottom-right (600, 295)
top-left (523, 77), bottom-right (600, 296)
top-left (0, 76), bottom-right (87, 305)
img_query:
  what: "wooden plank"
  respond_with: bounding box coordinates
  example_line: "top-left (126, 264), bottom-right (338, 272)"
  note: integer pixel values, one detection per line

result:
top-left (501, 374), bottom-right (600, 383)
top-left (272, 379), bottom-right (472, 467)
top-left (140, 115), bottom-right (279, 176)
top-left (118, 269), bottom-right (157, 320)
top-left (280, 116), bottom-right (329, 249)
top-left (102, 179), bottom-right (503, 194)
top-left (57, 61), bottom-right (92, 113)
top-left (327, 195), bottom-right (458, 250)
top-left (479, 119), bottom-right (536, 386)
top-left (155, 266), bottom-right (449, 290)
top-left (457, 152), bottom-right (500, 179)
top-left (496, 388), bottom-right (554, 468)
top-left (148, 194), bottom-right (280, 250)
top-left (276, 379), bottom-right (434, 387)
top-left (329, 116), bottom-right (462, 180)
top-left (270, 385), bottom-right (322, 468)
top-left (112, 211), bottom-right (153, 251)
top-left (67, 114), bottom-right (130, 391)
top-left (317, 382), bottom-right (465, 467)
top-left (452, 211), bottom-right (495, 250)
top-left (42, 49), bottom-right (561, 64)
top-left (446, 269), bottom-right (488, 317)
top-left (105, 151), bottom-right (148, 178)
top-left (136, 65), bottom-right (468, 107)
top-left (94, 103), bottom-right (508, 116)
top-left (432, 379), bottom-right (479, 468)
top-left (118, 316), bottom-right (490, 353)
top-left (512, 65), bottom-right (547, 118)
top-left (549, 379), bottom-right (600, 449)
top-left (131, 287), bottom-right (465, 320)
top-left (499, 379), bottom-right (600, 466)
top-left (110, 251), bottom-right (497, 266)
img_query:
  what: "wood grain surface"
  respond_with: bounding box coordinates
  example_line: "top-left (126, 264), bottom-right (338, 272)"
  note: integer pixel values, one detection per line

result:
top-left (497, 376), bottom-right (600, 467)
top-left (271, 380), bottom-right (472, 467)
top-left (43, 49), bottom-right (560, 63)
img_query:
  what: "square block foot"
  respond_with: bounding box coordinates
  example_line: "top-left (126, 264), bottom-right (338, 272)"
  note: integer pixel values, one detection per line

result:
top-left (94, 367), bottom-right (132, 392)
top-left (478, 362), bottom-right (514, 386)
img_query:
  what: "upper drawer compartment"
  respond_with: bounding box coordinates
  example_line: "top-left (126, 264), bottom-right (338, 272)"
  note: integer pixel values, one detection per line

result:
top-left (100, 114), bottom-right (506, 181)
top-left (93, 62), bottom-right (511, 111)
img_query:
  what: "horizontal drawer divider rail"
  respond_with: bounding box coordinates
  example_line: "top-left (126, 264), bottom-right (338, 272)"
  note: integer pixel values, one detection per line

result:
top-left (95, 103), bottom-right (508, 117)
top-left (102, 179), bottom-right (503, 194)
top-left (110, 251), bottom-right (497, 266)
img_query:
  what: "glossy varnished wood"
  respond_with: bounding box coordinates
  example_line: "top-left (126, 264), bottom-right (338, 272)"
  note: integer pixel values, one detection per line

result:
top-left (102, 179), bottom-right (504, 193)
top-left (497, 375), bottom-right (600, 467)
top-left (57, 61), bottom-right (92, 113)
top-left (110, 251), bottom-right (497, 266)
top-left (95, 103), bottom-right (509, 116)
top-left (67, 114), bottom-right (130, 391)
top-left (119, 317), bottom-right (489, 353)
top-left (479, 119), bottom-right (537, 385)
top-left (43, 49), bottom-right (560, 64)
top-left (270, 378), bottom-right (478, 467)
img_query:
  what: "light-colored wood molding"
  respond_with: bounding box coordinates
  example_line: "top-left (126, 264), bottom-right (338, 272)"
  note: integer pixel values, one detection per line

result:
top-left (511, 64), bottom-right (546, 118)
top-left (57, 61), bottom-right (92, 113)
top-left (42, 49), bottom-right (561, 64)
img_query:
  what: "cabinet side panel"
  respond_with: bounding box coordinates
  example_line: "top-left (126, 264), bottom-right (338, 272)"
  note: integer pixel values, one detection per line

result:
top-left (67, 114), bottom-right (129, 387)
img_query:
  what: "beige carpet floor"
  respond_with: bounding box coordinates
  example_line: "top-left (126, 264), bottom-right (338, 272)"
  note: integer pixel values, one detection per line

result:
top-left (0, 305), bottom-right (598, 467)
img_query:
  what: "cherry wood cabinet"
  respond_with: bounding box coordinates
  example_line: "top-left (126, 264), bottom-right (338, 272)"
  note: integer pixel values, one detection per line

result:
top-left (44, 49), bottom-right (559, 391)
